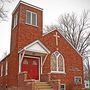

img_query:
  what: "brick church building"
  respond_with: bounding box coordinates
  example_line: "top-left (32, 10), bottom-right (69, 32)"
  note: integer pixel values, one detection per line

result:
top-left (0, 1), bottom-right (85, 90)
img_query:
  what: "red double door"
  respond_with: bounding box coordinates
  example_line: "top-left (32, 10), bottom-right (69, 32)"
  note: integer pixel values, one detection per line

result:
top-left (22, 57), bottom-right (39, 80)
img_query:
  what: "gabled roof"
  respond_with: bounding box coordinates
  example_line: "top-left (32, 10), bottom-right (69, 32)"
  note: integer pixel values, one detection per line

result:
top-left (43, 29), bottom-right (82, 57)
top-left (18, 40), bottom-right (50, 54)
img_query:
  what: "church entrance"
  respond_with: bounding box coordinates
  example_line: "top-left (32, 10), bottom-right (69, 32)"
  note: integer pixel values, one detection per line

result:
top-left (19, 40), bottom-right (50, 81)
top-left (21, 56), bottom-right (40, 80)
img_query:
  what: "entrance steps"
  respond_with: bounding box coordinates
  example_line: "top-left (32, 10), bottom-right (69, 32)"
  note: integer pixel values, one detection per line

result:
top-left (34, 82), bottom-right (53, 90)
top-left (24, 79), bottom-right (53, 90)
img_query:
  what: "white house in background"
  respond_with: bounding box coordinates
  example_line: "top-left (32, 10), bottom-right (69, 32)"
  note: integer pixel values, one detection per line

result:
top-left (85, 80), bottom-right (90, 89)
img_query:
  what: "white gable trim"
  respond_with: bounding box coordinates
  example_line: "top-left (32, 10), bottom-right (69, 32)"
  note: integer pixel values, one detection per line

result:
top-left (18, 40), bottom-right (50, 54)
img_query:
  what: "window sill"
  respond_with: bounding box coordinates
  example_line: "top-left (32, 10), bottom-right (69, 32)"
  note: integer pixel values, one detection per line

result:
top-left (50, 71), bottom-right (66, 74)
top-left (25, 23), bottom-right (38, 28)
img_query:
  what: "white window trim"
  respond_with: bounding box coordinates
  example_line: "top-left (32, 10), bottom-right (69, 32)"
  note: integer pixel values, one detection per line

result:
top-left (74, 76), bottom-right (82, 84)
top-left (5, 61), bottom-right (8, 76)
top-left (51, 51), bottom-right (65, 73)
top-left (1, 64), bottom-right (3, 77)
top-left (26, 10), bottom-right (37, 27)
top-left (60, 84), bottom-right (66, 90)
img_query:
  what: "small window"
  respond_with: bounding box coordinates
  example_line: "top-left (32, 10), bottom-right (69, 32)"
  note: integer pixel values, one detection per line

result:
top-left (60, 84), bottom-right (66, 90)
top-left (26, 10), bottom-right (37, 26)
top-left (74, 76), bottom-right (82, 84)
top-left (13, 13), bottom-right (18, 28)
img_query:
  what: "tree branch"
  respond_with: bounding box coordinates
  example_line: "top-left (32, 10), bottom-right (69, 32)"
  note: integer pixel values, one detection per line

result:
top-left (79, 33), bottom-right (90, 53)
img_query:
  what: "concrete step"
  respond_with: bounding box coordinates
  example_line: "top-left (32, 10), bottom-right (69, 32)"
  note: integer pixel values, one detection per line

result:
top-left (36, 82), bottom-right (50, 86)
top-left (37, 86), bottom-right (52, 89)
top-left (35, 82), bottom-right (53, 90)
top-left (39, 89), bottom-right (53, 90)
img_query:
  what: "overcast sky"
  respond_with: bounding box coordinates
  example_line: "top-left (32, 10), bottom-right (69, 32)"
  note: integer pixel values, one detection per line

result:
top-left (0, 0), bottom-right (90, 60)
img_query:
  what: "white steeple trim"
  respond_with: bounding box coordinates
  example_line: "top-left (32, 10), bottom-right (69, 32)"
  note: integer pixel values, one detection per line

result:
top-left (12, 1), bottom-right (43, 15)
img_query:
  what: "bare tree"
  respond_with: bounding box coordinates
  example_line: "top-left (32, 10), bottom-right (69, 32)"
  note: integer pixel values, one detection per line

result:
top-left (0, 0), bottom-right (13, 22)
top-left (44, 11), bottom-right (90, 55)
top-left (44, 11), bottom-right (90, 82)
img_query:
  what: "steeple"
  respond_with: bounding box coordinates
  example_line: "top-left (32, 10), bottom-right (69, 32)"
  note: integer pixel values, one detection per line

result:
top-left (11, 1), bottom-right (43, 51)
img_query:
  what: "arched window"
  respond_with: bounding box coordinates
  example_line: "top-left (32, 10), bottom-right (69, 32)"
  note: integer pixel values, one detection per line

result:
top-left (51, 51), bottom-right (65, 73)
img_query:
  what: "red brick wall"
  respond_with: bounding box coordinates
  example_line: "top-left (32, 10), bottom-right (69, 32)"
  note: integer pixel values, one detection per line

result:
top-left (0, 54), bottom-right (18, 88)
top-left (18, 3), bottom-right (43, 50)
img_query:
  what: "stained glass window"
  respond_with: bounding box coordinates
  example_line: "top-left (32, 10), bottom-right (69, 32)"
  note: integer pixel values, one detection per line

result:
top-left (58, 55), bottom-right (64, 71)
top-left (51, 54), bottom-right (57, 71)
top-left (51, 51), bottom-right (65, 73)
